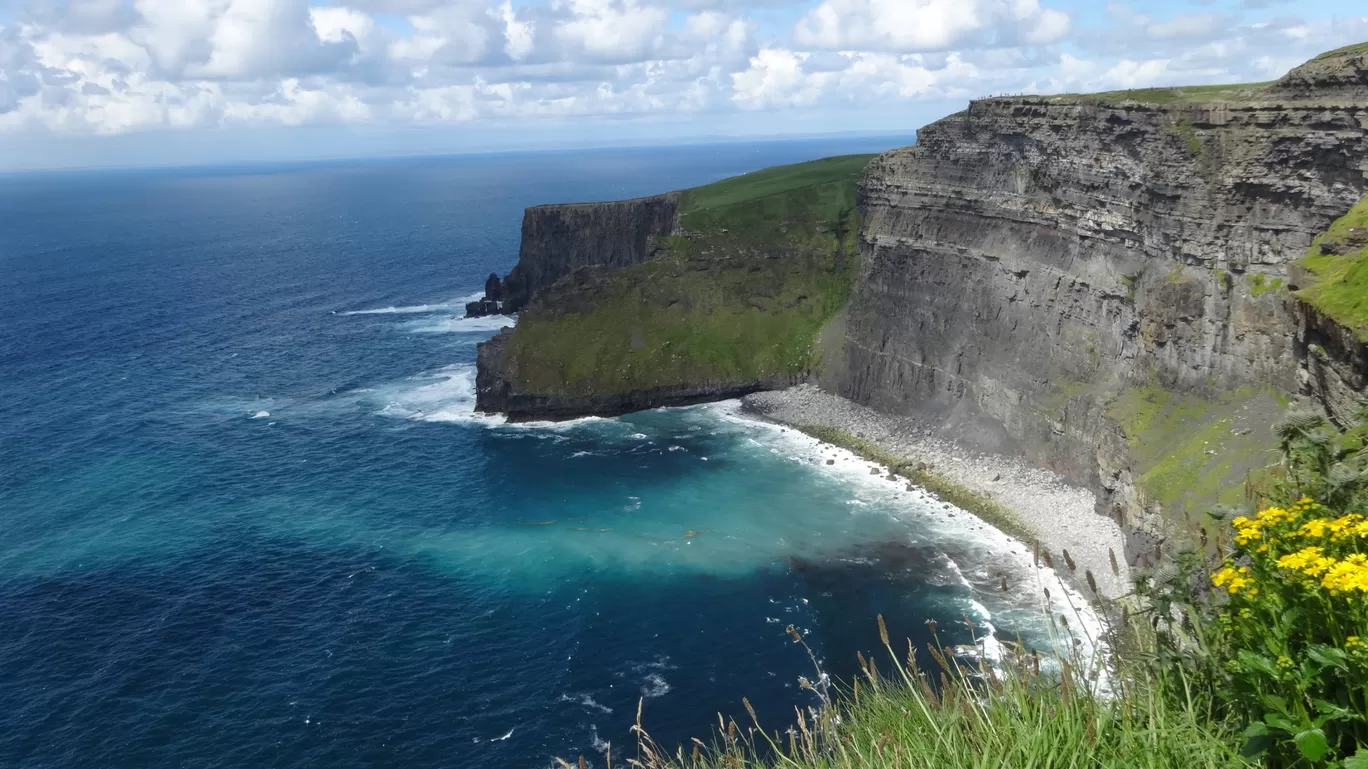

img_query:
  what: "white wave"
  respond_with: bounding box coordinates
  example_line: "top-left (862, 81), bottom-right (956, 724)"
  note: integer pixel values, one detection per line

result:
top-left (705, 398), bottom-right (1111, 664)
top-left (641, 673), bottom-right (671, 699)
top-left (371, 364), bottom-right (504, 426)
top-left (591, 725), bottom-right (611, 754)
top-left (491, 727), bottom-right (515, 742)
top-left (560, 693), bottom-right (613, 714)
top-left (340, 302), bottom-right (460, 316)
top-left (251, 410), bottom-right (271, 419)
top-left (401, 314), bottom-right (516, 335)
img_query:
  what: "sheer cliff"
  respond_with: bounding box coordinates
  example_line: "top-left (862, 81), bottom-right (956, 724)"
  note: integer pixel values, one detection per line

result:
top-left (501, 194), bottom-right (680, 313)
top-left (837, 44), bottom-right (1368, 551)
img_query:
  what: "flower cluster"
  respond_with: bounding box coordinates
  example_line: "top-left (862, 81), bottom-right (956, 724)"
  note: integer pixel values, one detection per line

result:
top-left (1223, 499), bottom-right (1368, 595)
top-left (1211, 565), bottom-right (1255, 596)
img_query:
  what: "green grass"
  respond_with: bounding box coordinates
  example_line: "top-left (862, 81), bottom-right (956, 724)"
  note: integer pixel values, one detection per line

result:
top-left (681, 154), bottom-right (872, 215)
top-left (1312, 41), bottom-right (1368, 60)
top-left (590, 617), bottom-right (1244, 769)
top-left (501, 156), bottom-right (871, 398)
top-left (795, 425), bottom-right (1035, 543)
top-left (1049, 81), bottom-right (1274, 105)
top-left (1248, 273), bottom-right (1283, 297)
top-left (1296, 195), bottom-right (1368, 340)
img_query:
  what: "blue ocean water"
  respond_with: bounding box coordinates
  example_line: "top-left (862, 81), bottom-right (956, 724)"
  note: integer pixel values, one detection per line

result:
top-left (0, 138), bottom-right (1087, 768)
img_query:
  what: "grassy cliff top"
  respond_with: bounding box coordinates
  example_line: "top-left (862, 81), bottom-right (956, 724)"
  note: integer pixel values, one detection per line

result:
top-left (500, 155), bottom-right (873, 398)
top-left (681, 154), bottom-right (873, 213)
top-left (1049, 82), bottom-right (1274, 105)
top-left (1034, 40), bottom-right (1365, 106)
top-left (676, 154), bottom-right (872, 242)
top-left (1296, 195), bottom-right (1368, 340)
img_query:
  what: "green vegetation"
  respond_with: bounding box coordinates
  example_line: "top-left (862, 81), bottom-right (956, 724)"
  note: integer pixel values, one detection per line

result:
top-left (1296, 195), bottom-right (1368, 340)
top-left (502, 156), bottom-right (872, 397)
top-left (1107, 385), bottom-right (1283, 521)
top-left (795, 425), bottom-right (1034, 542)
top-left (1051, 81), bottom-right (1275, 105)
top-left (565, 414), bottom-right (1368, 769)
top-left (1313, 41), bottom-right (1368, 60)
top-left (1174, 118), bottom-right (1204, 156)
top-left (614, 621), bottom-right (1243, 769)
top-left (680, 154), bottom-right (869, 223)
top-left (1248, 273), bottom-right (1284, 297)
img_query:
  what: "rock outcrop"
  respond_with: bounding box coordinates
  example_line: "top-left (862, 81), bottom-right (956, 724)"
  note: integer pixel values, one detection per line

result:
top-left (465, 273), bottom-right (506, 317)
top-left (474, 194), bottom-right (679, 316)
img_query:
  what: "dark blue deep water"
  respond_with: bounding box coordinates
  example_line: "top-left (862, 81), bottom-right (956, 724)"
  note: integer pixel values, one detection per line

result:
top-left (0, 138), bottom-right (1083, 768)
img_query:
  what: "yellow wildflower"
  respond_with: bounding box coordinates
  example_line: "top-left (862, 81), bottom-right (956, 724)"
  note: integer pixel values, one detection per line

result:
top-left (1321, 558), bottom-right (1368, 594)
top-left (1212, 565), bottom-right (1255, 596)
top-left (1299, 518), bottom-right (1331, 539)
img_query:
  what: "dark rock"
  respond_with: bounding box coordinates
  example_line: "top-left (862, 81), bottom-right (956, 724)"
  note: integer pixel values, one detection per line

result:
top-left (826, 459), bottom-right (835, 465)
top-left (1321, 240), bottom-right (1345, 256)
top-left (502, 194), bottom-right (679, 313)
top-left (485, 272), bottom-right (504, 302)
top-left (465, 298), bottom-right (503, 318)
top-left (1345, 227), bottom-right (1368, 248)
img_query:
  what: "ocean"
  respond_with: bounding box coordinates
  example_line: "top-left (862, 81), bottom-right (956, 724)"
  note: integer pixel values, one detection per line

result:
top-left (0, 138), bottom-right (1089, 768)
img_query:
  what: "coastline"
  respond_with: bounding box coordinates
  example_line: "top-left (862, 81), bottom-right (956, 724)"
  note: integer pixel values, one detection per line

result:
top-left (742, 385), bottom-right (1131, 600)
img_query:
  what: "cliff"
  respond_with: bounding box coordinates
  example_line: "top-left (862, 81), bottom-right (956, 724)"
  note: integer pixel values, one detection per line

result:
top-left (475, 155), bottom-right (869, 421)
top-left (837, 45), bottom-right (1368, 552)
top-left (474, 44), bottom-right (1368, 560)
top-left (501, 194), bottom-right (680, 313)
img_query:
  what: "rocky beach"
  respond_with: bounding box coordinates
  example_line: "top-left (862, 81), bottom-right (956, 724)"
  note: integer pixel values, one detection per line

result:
top-left (743, 385), bottom-right (1131, 600)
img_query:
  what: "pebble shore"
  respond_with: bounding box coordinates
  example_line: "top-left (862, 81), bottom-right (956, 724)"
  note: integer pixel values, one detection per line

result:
top-left (742, 385), bottom-right (1131, 600)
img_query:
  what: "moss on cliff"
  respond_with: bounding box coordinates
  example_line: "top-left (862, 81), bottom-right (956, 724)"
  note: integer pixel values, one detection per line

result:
top-left (498, 156), bottom-right (872, 398)
top-left (1296, 194), bottom-right (1368, 340)
top-left (1107, 385), bottom-right (1282, 521)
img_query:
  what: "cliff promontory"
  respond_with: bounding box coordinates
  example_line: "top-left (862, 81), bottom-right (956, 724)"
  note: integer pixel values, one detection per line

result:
top-left (474, 43), bottom-right (1368, 559)
top-left (474, 155), bottom-right (867, 420)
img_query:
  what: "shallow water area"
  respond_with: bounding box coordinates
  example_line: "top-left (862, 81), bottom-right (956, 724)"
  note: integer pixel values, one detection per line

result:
top-left (0, 139), bottom-right (1097, 769)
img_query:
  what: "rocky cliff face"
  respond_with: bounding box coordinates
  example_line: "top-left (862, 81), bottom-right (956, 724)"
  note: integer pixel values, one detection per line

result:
top-left (838, 62), bottom-right (1368, 553)
top-left (499, 194), bottom-right (679, 312)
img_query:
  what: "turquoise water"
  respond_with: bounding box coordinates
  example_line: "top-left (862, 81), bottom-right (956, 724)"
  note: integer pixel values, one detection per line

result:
top-left (0, 140), bottom-right (1090, 768)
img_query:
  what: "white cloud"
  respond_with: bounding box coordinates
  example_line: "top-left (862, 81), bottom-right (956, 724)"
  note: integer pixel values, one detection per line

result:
top-left (794, 0), bottom-right (1070, 52)
top-left (0, 0), bottom-right (1364, 143)
top-left (553, 0), bottom-right (669, 63)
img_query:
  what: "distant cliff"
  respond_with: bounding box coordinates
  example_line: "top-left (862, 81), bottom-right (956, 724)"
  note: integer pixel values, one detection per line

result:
top-left (502, 194), bottom-right (680, 313)
top-left (475, 156), bottom-right (868, 420)
top-left (473, 43), bottom-right (1368, 560)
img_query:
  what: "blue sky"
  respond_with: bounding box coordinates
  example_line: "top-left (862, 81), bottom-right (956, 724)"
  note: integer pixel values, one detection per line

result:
top-left (0, 0), bottom-right (1364, 170)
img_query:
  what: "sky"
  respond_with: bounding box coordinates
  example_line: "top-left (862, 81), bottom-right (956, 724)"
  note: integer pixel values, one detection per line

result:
top-left (0, 0), bottom-right (1365, 170)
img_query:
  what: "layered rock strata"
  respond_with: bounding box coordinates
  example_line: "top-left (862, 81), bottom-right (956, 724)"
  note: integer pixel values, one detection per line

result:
top-left (838, 60), bottom-right (1368, 554)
